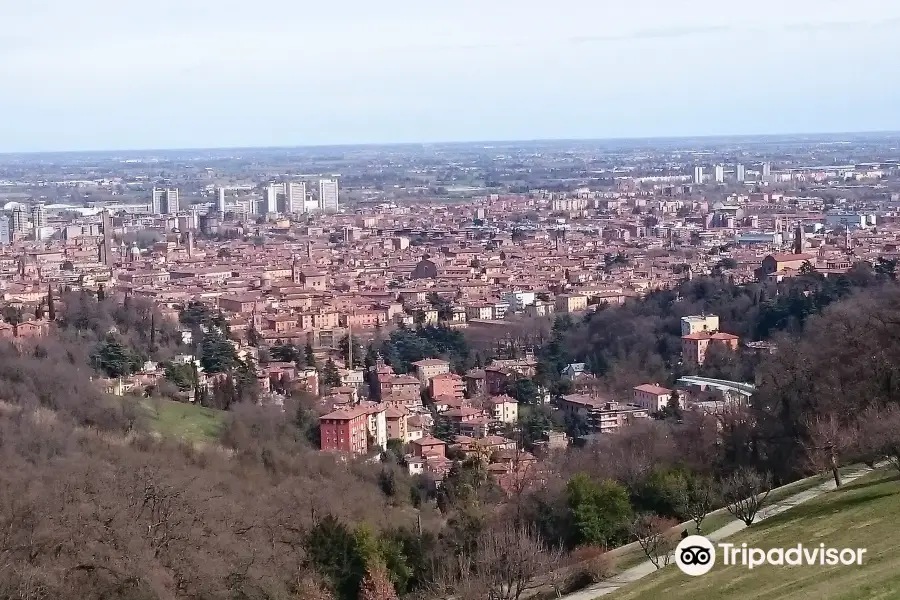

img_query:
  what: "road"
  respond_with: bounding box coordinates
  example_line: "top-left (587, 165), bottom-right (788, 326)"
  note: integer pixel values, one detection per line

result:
top-left (557, 464), bottom-right (878, 600)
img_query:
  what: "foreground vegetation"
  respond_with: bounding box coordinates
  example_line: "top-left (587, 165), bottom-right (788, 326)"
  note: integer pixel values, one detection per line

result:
top-left (4, 270), bottom-right (900, 598)
top-left (610, 470), bottom-right (900, 600)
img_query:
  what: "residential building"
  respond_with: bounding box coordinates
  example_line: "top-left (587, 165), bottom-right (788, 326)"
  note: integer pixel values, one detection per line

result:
top-left (286, 181), bottom-right (307, 213)
top-left (501, 290), bottom-right (536, 312)
top-left (429, 372), bottom-right (465, 399)
top-left (756, 253), bottom-right (816, 280)
top-left (557, 394), bottom-right (649, 433)
top-left (31, 203), bottom-right (45, 241)
top-left (410, 436), bottom-right (447, 459)
top-left (466, 303), bottom-right (494, 320)
top-left (555, 293), bottom-right (588, 314)
top-left (681, 331), bottom-right (740, 366)
top-left (11, 206), bottom-right (26, 234)
top-left (319, 406), bottom-right (369, 454)
top-left (680, 314), bottom-right (720, 336)
top-left (633, 384), bottom-right (673, 412)
top-left (411, 358), bottom-right (450, 386)
top-left (151, 187), bottom-right (179, 215)
top-left (265, 182), bottom-right (283, 213)
top-left (385, 405), bottom-right (409, 442)
top-left (714, 164), bottom-right (725, 183)
top-left (487, 395), bottom-right (519, 423)
top-left (736, 163), bottom-right (746, 182)
top-left (216, 187), bottom-right (226, 213)
top-left (0, 216), bottom-right (9, 245)
top-left (319, 178), bottom-right (339, 212)
top-left (693, 166), bottom-right (704, 184)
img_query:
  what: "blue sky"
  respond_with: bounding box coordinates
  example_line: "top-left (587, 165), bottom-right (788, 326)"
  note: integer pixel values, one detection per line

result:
top-left (2, 0), bottom-right (900, 152)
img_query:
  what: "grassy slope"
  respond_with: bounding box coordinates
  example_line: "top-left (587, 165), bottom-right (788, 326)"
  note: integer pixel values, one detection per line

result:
top-left (609, 470), bottom-right (900, 600)
top-left (140, 398), bottom-right (226, 443)
top-left (610, 469), bottom-right (848, 573)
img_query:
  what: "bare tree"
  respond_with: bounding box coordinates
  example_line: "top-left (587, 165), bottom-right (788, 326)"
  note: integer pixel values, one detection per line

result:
top-left (856, 405), bottom-right (900, 473)
top-left (475, 522), bottom-right (564, 600)
top-left (629, 514), bottom-right (679, 569)
top-left (359, 561), bottom-right (398, 600)
top-left (801, 413), bottom-right (853, 487)
top-left (676, 474), bottom-right (719, 534)
top-left (723, 468), bottom-right (772, 526)
top-left (426, 521), bottom-right (562, 600)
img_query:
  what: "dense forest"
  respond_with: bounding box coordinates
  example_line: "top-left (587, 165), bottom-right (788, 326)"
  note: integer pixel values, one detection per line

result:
top-left (3, 267), bottom-right (900, 599)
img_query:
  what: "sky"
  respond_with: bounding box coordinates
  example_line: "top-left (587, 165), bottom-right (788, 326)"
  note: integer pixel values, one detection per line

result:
top-left (3, 0), bottom-right (900, 152)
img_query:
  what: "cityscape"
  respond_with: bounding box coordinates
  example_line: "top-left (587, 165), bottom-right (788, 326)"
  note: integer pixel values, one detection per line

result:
top-left (4, 2), bottom-right (900, 598)
top-left (2, 133), bottom-right (900, 598)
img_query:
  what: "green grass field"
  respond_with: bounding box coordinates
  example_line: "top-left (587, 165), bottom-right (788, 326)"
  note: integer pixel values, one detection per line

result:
top-left (608, 470), bottom-right (900, 600)
top-left (140, 398), bottom-right (226, 443)
top-left (610, 469), bottom-right (848, 573)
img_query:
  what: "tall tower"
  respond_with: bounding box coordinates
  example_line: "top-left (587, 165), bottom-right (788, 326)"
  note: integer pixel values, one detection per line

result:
top-left (286, 181), bottom-right (307, 214)
top-left (151, 187), bottom-right (179, 215)
top-left (265, 183), bottom-right (280, 213)
top-left (217, 187), bottom-right (226, 214)
top-left (735, 163), bottom-right (746, 182)
top-left (31, 203), bottom-right (45, 241)
top-left (318, 179), bottom-right (339, 212)
top-left (291, 254), bottom-right (301, 284)
top-left (11, 205), bottom-right (26, 234)
top-left (714, 165), bottom-right (725, 183)
top-left (101, 209), bottom-right (113, 267)
top-left (793, 224), bottom-right (804, 254)
top-left (693, 166), bottom-right (704, 185)
top-left (0, 216), bottom-right (10, 245)
top-left (762, 162), bottom-right (772, 178)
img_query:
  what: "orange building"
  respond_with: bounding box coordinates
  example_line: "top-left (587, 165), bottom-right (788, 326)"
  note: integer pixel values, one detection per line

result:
top-left (681, 331), bottom-right (739, 366)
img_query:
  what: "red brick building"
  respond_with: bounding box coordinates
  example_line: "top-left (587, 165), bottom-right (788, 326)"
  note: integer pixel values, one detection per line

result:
top-left (319, 406), bottom-right (369, 455)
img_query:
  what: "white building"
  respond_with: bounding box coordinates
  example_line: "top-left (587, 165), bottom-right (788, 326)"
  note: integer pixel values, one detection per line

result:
top-left (693, 166), bottom-right (704, 184)
top-left (151, 187), bottom-right (179, 215)
top-left (633, 384), bottom-right (673, 412)
top-left (31, 203), bottom-right (45, 240)
top-left (286, 181), bottom-right (307, 213)
top-left (680, 314), bottom-right (720, 336)
top-left (735, 163), bottom-right (746, 182)
top-left (501, 290), bottom-right (536, 312)
top-left (11, 206), bottom-right (26, 233)
top-left (216, 187), bottom-right (226, 214)
top-left (762, 162), bottom-right (772, 178)
top-left (714, 165), bottom-right (725, 183)
top-left (319, 179), bottom-right (339, 212)
top-left (265, 183), bottom-right (284, 213)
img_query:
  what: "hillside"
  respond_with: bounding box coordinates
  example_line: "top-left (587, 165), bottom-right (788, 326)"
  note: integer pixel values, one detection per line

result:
top-left (140, 397), bottom-right (226, 443)
top-left (609, 470), bottom-right (900, 600)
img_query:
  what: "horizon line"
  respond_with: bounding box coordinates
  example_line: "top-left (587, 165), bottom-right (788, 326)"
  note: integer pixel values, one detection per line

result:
top-left (3, 129), bottom-right (900, 157)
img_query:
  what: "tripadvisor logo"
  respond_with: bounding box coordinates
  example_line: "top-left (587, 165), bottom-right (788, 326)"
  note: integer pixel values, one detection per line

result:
top-left (674, 536), bottom-right (867, 576)
top-left (675, 535), bottom-right (716, 576)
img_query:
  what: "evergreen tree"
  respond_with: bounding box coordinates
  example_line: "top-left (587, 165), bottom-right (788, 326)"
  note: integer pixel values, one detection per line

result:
top-left (322, 359), bottom-right (342, 388)
top-left (47, 284), bottom-right (56, 321)
top-left (305, 342), bottom-right (317, 369)
top-left (247, 322), bottom-right (261, 347)
top-left (199, 331), bottom-right (237, 374)
top-left (97, 283), bottom-right (106, 302)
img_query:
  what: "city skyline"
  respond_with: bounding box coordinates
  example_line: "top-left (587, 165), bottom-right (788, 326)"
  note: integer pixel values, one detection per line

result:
top-left (3, 0), bottom-right (900, 153)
